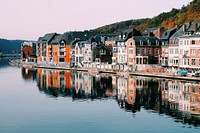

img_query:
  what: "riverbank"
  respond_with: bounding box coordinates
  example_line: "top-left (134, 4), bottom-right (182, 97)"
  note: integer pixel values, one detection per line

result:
top-left (29, 63), bottom-right (200, 82)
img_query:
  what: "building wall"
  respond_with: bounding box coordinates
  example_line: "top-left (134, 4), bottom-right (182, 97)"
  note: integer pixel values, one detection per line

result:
top-left (37, 43), bottom-right (43, 62)
top-left (168, 45), bottom-right (179, 67)
top-left (127, 38), bottom-right (136, 66)
top-left (161, 45), bottom-right (169, 66)
top-left (190, 37), bottom-right (200, 69)
top-left (65, 45), bottom-right (71, 63)
top-left (179, 38), bottom-right (190, 68)
top-left (52, 45), bottom-right (59, 62)
top-left (22, 46), bottom-right (33, 59)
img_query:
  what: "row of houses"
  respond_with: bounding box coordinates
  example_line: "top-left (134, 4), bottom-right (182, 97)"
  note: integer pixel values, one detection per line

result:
top-left (21, 22), bottom-right (200, 72)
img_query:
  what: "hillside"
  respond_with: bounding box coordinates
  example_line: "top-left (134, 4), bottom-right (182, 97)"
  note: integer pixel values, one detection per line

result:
top-left (94, 0), bottom-right (200, 34)
top-left (0, 39), bottom-right (25, 54)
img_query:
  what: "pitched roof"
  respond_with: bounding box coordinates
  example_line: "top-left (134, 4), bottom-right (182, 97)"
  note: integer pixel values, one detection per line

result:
top-left (93, 34), bottom-right (117, 43)
top-left (161, 28), bottom-right (177, 40)
top-left (69, 30), bottom-right (99, 40)
top-left (142, 28), bottom-right (157, 35)
top-left (133, 36), bottom-right (161, 46)
top-left (187, 22), bottom-right (200, 32)
top-left (50, 34), bottom-right (63, 44)
top-left (42, 33), bottom-right (57, 43)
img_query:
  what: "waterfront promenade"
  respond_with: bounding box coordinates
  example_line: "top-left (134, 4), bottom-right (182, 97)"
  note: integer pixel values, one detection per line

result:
top-left (19, 62), bottom-right (200, 82)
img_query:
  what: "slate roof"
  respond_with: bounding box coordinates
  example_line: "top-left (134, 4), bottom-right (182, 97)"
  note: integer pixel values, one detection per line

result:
top-left (50, 34), bottom-right (63, 44)
top-left (69, 30), bottom-right (99, 41)
top-left (142, 28), bottom-right (157, 35)
top-left (77, 41), bottom-right (86, 48)
top-left (93, 34), bottom-right (117, 43)
top-left (116, 29), bottom-right (133, 42)
top-left (38, 37), bottom-right (43, 43)
top-left (133, 36), bottom-right (161, 46)
top-left (41, 33), bottom-right (57, 43)
top-left (161, 28), bottom-right (177, 40)
top-left (187, 22), bottom-right (200, 32)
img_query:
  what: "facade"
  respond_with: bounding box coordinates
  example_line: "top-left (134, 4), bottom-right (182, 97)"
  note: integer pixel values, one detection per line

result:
top-left (31, 22), bottom-right (200, 73)
top-left (112, 29), bottom-right (134, 70)
top-left (21, 41), bottom-right (37, 62)
top-left (160, 28), bottom-right (177, 66)
top-left (127, 36), bottom-right (162, 65)
top-left (189, 35), bottom-right (200, 71)
top-left (167, 22), bottom-right (200, 71)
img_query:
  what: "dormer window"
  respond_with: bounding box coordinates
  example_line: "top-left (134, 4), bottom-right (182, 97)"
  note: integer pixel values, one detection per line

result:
top-left (156, 40), bottom-right (159, 46)
top-left (140, 40), bottom-right (143, 46)
top-left (148, 40), bottom-right (151, 46)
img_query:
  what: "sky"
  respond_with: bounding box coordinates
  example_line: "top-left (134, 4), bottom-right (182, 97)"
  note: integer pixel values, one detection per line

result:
top-left (0, 0), bottom-right (192, 40)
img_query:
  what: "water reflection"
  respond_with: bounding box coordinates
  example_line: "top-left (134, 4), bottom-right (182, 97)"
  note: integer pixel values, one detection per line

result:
top-left (22, 68), bottom-right (200, 127)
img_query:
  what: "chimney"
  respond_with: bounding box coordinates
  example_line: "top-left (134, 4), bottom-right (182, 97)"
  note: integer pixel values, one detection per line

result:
top-left (194, 23), bottom-right (197, 33)
top-left (148, 32), bottom-right (154, 37)
top-left (132, 28), bottom-right (137, 36)
top-left (157, 27), bottom-right (165, 39)
top-left (182, 24), bottom-right (186, 32)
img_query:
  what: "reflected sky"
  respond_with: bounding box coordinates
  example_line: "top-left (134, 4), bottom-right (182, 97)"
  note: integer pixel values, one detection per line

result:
top-left (0, 60), bottom-right (199, 133)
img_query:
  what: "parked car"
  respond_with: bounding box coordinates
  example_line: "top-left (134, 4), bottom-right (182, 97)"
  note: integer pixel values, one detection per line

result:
top-left (193, 72), bottom-right (200, 77)
top-left (176, 70), bottom-right (188, 76)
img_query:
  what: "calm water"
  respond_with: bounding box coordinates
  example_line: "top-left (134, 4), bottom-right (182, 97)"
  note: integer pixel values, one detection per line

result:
top-left (0, 58), bottom-right (199, 133)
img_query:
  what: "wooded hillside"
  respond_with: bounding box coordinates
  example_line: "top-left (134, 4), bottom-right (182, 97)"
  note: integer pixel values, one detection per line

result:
top-left (94, 0), bottom-right (200, 34)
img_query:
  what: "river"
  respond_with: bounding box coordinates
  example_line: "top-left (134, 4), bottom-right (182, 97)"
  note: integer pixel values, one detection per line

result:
top-left (0, 58), bottom-right (199, 133)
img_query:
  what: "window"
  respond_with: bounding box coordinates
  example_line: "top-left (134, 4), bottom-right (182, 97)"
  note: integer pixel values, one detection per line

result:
top-left (170, 49), bottom-right (173, 54)
top-left (60, 58), bottom-right (64, 62)
top-left (130, 42), bottom-right (132, 46)
top-left (180, 49), bottom-right (183, 55)
top-left (192, 59), bottom-right (196, 65)
top-left (129, 58), bottom-right (133, 63)
top-left (142, 49), bottom-right (145, 55)
top-left (60, 52), bottom-right (65, 56)
top-left (191, 49), bottom-right (195, 55)
top-left (175, 49), bottom-right (179, 54)
top-left (156, 40), bottom-right (159, 46)
top-left (129, 50), bottom-right (133, 54)
top-left (148, 40), bottom-right (151, 46)
top-left (140, 40), bottom-right (143, 46)
top-left (192, 40), bottom-right (195, 45)
top-left (137, 48), bottom-right (140, 55)
top-left (156, 48), bottom-right (159, 55)
top-left (148, 48), bottom-right (151, 55)
top-left (180, 41), bottom-right (183, 45)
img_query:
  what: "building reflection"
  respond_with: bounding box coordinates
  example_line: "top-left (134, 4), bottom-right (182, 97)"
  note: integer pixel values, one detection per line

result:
top-left (22, 68), bottom-right (200, 126)
top-left (21, 67), bottom-right (37, 81)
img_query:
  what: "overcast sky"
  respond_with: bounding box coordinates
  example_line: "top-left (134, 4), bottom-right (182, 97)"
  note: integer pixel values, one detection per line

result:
top-left (0, 0), bottom-right (192, 40)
